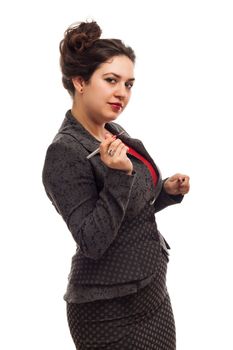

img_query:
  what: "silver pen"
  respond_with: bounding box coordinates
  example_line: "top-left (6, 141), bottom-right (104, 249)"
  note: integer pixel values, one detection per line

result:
top-left (86, 131), bottom-right (125, 159)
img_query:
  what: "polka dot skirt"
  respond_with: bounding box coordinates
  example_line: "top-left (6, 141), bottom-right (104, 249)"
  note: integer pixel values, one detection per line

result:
top-left (66, 255), bottom-right (176, 349)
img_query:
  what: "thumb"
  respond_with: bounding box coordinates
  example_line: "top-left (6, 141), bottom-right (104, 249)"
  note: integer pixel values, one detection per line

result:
top-left (104, 133), bottom-right (112, 139)
top-left (168, 173), bottom-right (185, 183)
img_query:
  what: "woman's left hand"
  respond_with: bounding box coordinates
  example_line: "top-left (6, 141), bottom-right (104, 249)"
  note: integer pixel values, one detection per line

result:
top-left (163, 174), bottom-right (190, 196)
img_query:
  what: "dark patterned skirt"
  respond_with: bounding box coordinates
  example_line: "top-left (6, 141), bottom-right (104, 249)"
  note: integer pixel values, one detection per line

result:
top-left (66, 255), bottom-right (176, 350)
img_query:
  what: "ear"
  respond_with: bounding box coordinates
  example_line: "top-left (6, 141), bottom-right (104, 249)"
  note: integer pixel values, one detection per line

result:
top-left (72, 76), bottom-right (85, 93)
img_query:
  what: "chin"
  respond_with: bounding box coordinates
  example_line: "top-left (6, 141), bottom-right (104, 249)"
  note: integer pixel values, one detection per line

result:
top-left (105, 112), bottom-right (121, 122)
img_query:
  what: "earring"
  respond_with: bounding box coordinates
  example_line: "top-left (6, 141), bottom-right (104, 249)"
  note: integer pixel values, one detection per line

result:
top-left (80, 88), bottom-right (83, 93)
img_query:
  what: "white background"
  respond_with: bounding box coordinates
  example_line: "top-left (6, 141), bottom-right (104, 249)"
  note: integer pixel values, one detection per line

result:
top-left (0, 0), bottom-right (232, 349)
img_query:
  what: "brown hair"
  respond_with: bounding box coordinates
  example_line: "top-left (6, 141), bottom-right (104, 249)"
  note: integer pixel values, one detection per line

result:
top-left (59, 21), bottom-right (136, 96)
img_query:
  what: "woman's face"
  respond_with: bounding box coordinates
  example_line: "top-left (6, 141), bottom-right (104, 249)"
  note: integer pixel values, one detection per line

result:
top-left (80, 55), bottom-right (135, 124)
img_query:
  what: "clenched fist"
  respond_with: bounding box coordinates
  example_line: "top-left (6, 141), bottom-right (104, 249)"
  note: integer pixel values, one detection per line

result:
top-left (164, 173), bottom-right (190, 196)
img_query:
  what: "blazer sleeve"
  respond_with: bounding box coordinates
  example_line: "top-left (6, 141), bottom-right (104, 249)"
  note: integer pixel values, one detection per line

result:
top-left (42, 140), bottom-right (135, 260)
top-left (154, 179), bottom-right (184, 213)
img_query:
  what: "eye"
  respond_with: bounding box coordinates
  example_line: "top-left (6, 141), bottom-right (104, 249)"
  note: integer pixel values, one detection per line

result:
top-left (125, 81), bottom-right (134, 89)
top-left (105, 77), bottom-right (117, 84)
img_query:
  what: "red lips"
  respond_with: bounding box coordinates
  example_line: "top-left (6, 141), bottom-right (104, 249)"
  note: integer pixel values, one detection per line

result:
top-left (108, 102), bottom-right (123, 112)
top-left (109, 102), bottom-right (123, 108)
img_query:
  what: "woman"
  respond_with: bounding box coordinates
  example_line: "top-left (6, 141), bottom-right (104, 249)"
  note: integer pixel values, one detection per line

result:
top-left (42, 20), bottom-right (190, 350)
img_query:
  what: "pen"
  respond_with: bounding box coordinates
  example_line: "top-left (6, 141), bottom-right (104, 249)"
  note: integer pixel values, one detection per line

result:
top-left (86, 131), bottom-right (125, 159)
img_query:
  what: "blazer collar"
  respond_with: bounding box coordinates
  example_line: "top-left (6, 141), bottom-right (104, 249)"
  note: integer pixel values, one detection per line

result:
top-left (58, 110), bottom-right (162, 180)
top-left (58, 110), bottom-right (101, 153)
top-left (58, 110), bottom-right (133, 154)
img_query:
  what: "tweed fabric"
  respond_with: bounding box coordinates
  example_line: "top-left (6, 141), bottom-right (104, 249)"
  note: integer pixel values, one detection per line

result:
top-left (42, 111), bottom-right (183, 302)
top-left (66, 254), bottom-right (176, 350)
top-left (66, 202), bottom-right (161, 286)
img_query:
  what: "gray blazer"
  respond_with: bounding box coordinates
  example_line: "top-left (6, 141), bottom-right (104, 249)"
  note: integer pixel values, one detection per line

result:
top-left (42, 110), bottom-right (183, 288)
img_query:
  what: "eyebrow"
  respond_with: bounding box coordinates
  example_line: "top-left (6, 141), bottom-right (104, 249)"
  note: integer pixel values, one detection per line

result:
top-left (103, 72), bottom-right (135, 81)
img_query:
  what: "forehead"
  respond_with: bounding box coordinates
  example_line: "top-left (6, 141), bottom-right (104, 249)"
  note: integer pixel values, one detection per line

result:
top-left (96, 55), bottom-right (134, 79)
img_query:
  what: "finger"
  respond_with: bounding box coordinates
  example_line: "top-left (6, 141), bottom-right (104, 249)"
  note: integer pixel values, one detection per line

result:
top-left (109, 138), bottom-right (123, 148)
top-left (104, 132), bottom-right (114, 140)
top-left (179, 176), bottom-right (190, 187)
top-left (180, 189), bottom-right (189, 195)
top-left (179, 183), bottom-right (190, 194)
top-left (107, 148), bottom-right (115, 157)
top-left (105, 138), bottom-right (122, 151)
top-left (115, 143), bottom-right (127, 157)
top-left (174, 175), bottom-right (189, 186)
top-left (168, 173), bottom-right (182, 182)
top-left (101, 135), bottom-right (116, 152)
top-left (178, 180), bottom-right (188, 190)
top-left (178, 176), bottom-right (185, 183)
top-left (106, 139), bottom-right (123, 156)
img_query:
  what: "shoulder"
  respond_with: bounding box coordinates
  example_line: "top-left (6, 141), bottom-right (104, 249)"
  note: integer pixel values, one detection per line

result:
top-left (43, 133), bottom-right (91, 178)
top-left (46, 133), bottom-right (86, 159)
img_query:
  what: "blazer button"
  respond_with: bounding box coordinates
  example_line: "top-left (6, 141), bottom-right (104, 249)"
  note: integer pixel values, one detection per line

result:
top-left (149, 197), bottom-right (155, 205)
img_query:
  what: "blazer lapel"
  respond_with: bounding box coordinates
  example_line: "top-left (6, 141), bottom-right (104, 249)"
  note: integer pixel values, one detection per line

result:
top-left (105, 122), bottom-right (163, 197)
top-left (105, 122), bottom-right (158, 170)
top-left (115, 129), bottom-right (162, 180)
top-left (125, 136), bottom-right (163, 196)
top-left (58, 110), bottom-right (101, 154)
top-left (58, 110), bottom-right (162, 191)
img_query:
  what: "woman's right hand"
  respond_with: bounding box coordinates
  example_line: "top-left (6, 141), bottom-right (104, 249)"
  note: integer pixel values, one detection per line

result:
top-left (99, 134), bottom-right (133, 175)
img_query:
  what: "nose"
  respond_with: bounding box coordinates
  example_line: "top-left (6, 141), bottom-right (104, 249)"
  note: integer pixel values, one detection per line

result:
top-left (114, 83), bottom-right (128, 99)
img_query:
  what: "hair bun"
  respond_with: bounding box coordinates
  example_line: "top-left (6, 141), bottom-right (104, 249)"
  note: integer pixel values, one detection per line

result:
top-left (65, 21), bottom-right (102, 53)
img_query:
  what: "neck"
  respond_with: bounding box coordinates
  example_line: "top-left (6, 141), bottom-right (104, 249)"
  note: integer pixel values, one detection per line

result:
top-left (71, 103), bottom-right (108, 142)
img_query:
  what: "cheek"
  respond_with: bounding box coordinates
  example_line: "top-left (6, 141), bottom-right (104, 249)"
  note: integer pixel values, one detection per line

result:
top-left (125, 92), bottom-right (132, 104)
top-left (92, 83), bottom-right (110, 100)
top-left (85, 88), bottom-right (101, 105)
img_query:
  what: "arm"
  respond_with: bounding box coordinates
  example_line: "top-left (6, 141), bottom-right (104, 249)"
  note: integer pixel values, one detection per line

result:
top-left (154, 174), bottom-right (190, 213)
top-left (42, 141), bottom-right (135, 260)
top-left (154, 179), bottom-right (184, 213)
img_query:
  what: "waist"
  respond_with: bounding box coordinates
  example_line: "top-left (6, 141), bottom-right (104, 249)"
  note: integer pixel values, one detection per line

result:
top-left (64, 250), bottom-right (168, 304)
top-left (67, 239), bottom-right (161, 285)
